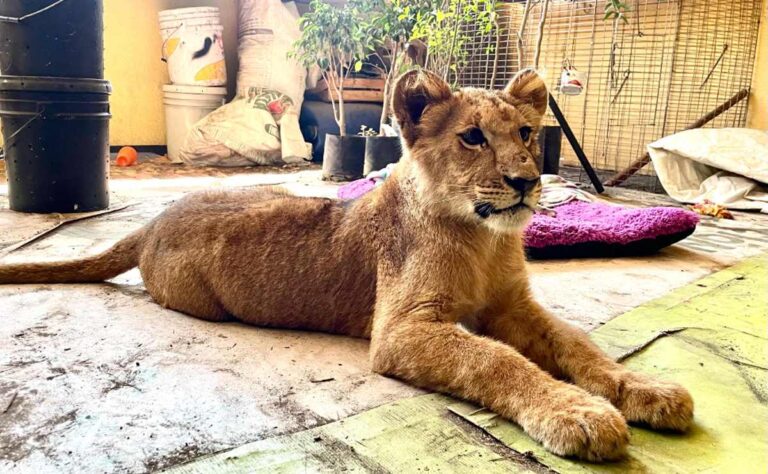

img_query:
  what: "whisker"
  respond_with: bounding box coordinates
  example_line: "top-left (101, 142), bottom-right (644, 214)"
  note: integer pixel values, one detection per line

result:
top-left (475, 187), bottom-right (506, 192)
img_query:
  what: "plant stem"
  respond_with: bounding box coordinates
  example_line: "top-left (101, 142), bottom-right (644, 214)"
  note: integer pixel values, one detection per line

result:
top-left (327, 52), bottom-right (345, 137)
top-left (516, 0), bottom-right (532, 70)
top-left (379, 79), bottom-right (390, 134)
top-left (533, 0), bottom-right (549, 69)
top-left (490, 0), bottom-right (500, 88)
top-left (380, 41), bottom-right (400, 135)
top-left (339, 65), bottom-right (347, 137)
top-left (324, 70), bottom-right (341, 135)
top-left (339, 88), bottom-right (346, 137)
top-left (339, 51), bottom-right (357, 137)
top-left (446, 0), bottom-right (463, 82)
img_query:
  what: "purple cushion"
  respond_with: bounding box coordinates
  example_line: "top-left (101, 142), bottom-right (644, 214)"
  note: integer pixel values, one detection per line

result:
top-left (525, 201), bottom-right (699, 248)
top-left (338, 178), bottom-right (377, 200)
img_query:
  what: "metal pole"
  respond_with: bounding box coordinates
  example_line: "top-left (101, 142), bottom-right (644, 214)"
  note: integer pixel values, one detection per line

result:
top-left (548, 94), bottom-right (605, 194)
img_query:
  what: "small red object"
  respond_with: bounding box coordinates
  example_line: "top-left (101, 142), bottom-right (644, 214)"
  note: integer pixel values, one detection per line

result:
top-left (267, 100), bottom-right (284, 115)
top-left (116, 146), bottom-right (138, 167)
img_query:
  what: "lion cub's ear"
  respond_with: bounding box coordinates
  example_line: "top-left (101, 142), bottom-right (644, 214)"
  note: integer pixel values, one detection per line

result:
top-left (503, 69), bottom-right (548, 124)
top-left (392, 69), bottom-right (452, 146)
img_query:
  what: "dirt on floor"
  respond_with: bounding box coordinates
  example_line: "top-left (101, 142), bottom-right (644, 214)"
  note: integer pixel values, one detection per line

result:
top-left (0, 154), bottom-right (320, 182)
top-left (1, 165), bottom-right (767, 472)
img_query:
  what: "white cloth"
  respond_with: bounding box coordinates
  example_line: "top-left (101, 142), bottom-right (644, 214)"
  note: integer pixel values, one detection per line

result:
top-left (539, 174), bottom-right (596, 208)
top-left (648, 128), bottom-right (768, 212)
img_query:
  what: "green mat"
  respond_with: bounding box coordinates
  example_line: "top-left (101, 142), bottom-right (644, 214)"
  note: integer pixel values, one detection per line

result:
top-left (170, 257), bottom-right (767, 473)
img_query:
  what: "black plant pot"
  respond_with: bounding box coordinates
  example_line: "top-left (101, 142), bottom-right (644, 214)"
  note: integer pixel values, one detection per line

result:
top-left (538, 125), bottom-right (562, 175)
top-left (364, 136), bottom-right (402, 175)
top-left (322, 134), bottom-right (366, 181)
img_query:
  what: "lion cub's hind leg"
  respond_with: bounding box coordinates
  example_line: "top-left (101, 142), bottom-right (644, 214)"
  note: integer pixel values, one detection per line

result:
top-left (140, 255), bottom-right (232, 323)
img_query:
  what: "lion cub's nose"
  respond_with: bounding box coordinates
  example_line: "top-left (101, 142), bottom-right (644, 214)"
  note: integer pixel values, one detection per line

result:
top-left (503, 176), bottom-right (540, 195)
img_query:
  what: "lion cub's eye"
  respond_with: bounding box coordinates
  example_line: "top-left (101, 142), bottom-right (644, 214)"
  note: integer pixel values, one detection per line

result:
top-left (519, 126), bottom-right (533, 142)
top-left (459, 128), bottom-right (487, 148)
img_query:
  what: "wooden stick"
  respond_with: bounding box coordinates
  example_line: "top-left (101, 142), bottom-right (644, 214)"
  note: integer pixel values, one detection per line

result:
top-left (0, 204), bottom-right (133, 258)
top-left (700, 44), bottom-right (729, 89)
top-left (605, 87), bottom-right (750, 187)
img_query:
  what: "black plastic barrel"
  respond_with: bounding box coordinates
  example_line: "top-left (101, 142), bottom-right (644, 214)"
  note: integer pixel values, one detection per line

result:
top-left (0, 0), bottom-right (104, 78)
top-left (538, 125), bottom-right (562, 175)
top-left (0, 76), bottom-right (111, 213)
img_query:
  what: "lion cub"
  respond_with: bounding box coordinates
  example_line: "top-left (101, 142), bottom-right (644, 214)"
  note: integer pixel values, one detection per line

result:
top-left (0, 69), bottom-right (693, 461)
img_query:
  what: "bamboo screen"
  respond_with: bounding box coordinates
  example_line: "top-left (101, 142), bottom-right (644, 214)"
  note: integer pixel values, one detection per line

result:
top-left (458, 0), bottom-right (762, 191)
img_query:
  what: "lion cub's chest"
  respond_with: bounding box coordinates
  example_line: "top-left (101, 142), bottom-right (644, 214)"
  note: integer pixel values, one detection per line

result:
top-left (447, 238), bottom-right (524, 315)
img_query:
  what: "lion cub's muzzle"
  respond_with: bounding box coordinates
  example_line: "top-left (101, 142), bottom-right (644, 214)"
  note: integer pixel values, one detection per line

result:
top-left (473, 176), bottom-right (541, 219)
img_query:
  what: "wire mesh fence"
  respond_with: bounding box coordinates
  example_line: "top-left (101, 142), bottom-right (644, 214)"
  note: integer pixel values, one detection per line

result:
top-left (457, 0), bottom-right (762, 192)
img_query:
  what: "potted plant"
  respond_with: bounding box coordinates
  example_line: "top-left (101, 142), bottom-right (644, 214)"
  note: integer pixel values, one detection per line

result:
top-left (355, 125), bottom-right (390, 174)
top-left (290, 0), bottom-right (369, 181)
top-left (351, 0), bottom-right (432, 174)
top-left (411, 0), bottom-right (497, 87)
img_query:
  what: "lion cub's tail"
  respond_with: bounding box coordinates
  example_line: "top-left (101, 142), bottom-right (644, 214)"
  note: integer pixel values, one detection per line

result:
top-left (0, 229), bottom-right (145, 284)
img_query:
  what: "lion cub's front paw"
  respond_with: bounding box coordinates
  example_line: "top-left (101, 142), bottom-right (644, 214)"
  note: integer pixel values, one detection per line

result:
top-left (522, 385), bottom-right (629, 462)
top-left (617, 372), bottom-right (694, 432)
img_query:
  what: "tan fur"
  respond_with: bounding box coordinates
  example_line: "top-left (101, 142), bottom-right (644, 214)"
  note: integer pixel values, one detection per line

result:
top-left (0, 69), bottom-right (693, 461)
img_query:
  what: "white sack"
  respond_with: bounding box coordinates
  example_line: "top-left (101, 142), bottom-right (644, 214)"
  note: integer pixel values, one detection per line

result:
top-left (178, 0), bottom-right (311, 166)
top-left (238, 0), bottom-right (306, 109)
top-left (648, 128), bottom-right (768, 212)
top-left (179, 89), bottom-right (310, 167)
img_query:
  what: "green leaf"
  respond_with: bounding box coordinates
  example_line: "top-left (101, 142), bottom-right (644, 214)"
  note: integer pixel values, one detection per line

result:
top-left (354, 60), bottom-right (363, 72)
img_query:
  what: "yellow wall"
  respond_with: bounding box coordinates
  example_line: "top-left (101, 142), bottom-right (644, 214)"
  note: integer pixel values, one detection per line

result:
top-left (104, 0), bottom-right (238, 146)
top-left (747, 0), bottom-right (768, 130)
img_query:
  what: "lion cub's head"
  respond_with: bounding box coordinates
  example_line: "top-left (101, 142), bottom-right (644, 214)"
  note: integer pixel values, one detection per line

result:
top-left (392, 69), bottom-right (548, 233)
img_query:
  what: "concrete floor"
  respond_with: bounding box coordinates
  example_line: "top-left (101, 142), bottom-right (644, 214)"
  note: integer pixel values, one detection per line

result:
top-left (1, 167), bottom-right (767, 473)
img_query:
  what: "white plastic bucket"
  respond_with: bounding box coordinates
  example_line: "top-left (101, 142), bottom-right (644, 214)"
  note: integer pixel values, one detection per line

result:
top-left (163, 84), bottom-right (227, 163)
top-left (159, 6), bottom-right (220, 22)
top-left (159, 7), bottom-right (227, 86)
